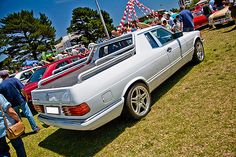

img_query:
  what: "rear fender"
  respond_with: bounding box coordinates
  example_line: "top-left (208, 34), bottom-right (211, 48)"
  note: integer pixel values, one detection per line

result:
top-left (121, 76), bottom-right (149, 98)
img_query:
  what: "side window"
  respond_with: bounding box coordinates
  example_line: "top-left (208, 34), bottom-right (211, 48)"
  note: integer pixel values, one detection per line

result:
top-left (21, 71), bottom-right (33, 80)
top-left (151, 28), bottom-right (174, 45)
top-left (55, 61), bottom-right (69, 70)
top-left (145, 33), bottom-right (159, 48)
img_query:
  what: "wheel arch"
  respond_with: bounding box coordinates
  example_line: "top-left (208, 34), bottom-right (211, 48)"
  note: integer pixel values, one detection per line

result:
top-left (193, 36), bottom-right (202, 46)
top-left (122, 77), bottom-right (149, 98)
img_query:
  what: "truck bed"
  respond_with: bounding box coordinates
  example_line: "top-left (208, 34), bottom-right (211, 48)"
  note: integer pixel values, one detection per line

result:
top-left (39, 43), bottom-right (135, 90)
top-left (38, 64), bottom-right (95, 89)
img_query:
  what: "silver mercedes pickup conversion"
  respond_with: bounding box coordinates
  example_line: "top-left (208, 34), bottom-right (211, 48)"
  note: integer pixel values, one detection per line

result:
top-left (32, 25), bottom-right (205, 130)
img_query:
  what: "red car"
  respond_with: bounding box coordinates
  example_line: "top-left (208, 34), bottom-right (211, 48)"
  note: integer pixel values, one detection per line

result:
top-left (193, 10), bottom-right (209, 29)
top-left (23, 54), bottom-right (88, 105)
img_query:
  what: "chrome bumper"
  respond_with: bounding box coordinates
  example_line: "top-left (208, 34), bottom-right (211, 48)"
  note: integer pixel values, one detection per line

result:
top-left (213, 17), bottom-right (233, 25)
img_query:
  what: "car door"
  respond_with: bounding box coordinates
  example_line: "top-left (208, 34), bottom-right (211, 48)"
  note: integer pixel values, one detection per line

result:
top-left (150, 28), bottom-right (182, 67)
top-left (138, 32), bottom-right (170, 90)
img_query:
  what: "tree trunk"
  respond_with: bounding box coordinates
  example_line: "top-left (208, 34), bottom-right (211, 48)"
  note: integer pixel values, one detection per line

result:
top-left (31, 45), bottom-right (38, 60)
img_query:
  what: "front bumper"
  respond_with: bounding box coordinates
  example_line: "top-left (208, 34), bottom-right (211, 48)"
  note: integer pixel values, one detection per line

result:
top-left (212, 17), bottom-right (233, 25)
top-left (38, 98), bottom-right (124, 130)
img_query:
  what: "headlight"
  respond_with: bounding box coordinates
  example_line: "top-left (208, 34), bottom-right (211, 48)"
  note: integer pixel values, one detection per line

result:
top-left (47, 90), bottom-right (71, 102)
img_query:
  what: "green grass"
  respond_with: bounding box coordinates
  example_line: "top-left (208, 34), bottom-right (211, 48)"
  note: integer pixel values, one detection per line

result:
top-left (9, 25), bottom-right (236, 157)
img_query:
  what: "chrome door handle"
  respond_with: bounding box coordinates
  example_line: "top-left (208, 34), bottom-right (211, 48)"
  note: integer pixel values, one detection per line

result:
top-left (167, 47), bottom-right (172, 53)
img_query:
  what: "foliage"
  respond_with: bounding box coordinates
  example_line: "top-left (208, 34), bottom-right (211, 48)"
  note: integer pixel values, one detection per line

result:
top-left (170, 8), bottom-right (179, 13)
top-left (0, 10), bottom-right (56, 60)
top-left (189, 0), bottom-right (199, 10)
top-left (67, 7), bottom-right (115, 44)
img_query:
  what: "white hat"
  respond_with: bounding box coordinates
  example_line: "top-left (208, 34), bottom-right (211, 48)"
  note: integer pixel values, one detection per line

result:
top-left (0, 70), bottom-right (9, 76)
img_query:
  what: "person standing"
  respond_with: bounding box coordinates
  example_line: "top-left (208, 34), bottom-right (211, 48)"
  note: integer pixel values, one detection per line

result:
top-left (0, 70), bottom-right (40, 133)
top-left (179, 6), bottom-right (195, 32)
top-left (172, 18), bottom-right (181, 33)
top-left (209, 0), bottom-right (216, 10)
top-left (166, 13), bottom-right (174, 27)
top-left (202, 3), bottom-right (213, 18)
top-left (228, 0), bottom-right (236, 24)
top-left (0, 94), bottom-right (27, 157)
top-left (162, 20), bottom-right (172, 30)
top-left (214, 0), bottom-right (224, 10)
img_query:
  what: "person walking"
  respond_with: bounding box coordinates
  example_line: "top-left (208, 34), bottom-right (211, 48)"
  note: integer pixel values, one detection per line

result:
top-left (0, 70), bottom-right (40, 133)
top-left (179, 6), bottom-right (195, 32)
top-left (0, 94), bottom-right (27, 157)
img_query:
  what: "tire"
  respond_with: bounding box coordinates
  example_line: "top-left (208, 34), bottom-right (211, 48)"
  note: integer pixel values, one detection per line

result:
top-left (124, 82), bottom-right (151, 119)
top-left (192, 40), bottom-right (205, 64)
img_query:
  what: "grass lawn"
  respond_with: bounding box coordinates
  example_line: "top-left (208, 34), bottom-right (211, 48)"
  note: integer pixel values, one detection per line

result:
top-left (9, 25), bottom-right (236, 157)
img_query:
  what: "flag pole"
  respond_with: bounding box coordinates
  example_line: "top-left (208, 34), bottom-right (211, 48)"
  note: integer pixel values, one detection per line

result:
top-left (95, 0), bottom-right (110, 39)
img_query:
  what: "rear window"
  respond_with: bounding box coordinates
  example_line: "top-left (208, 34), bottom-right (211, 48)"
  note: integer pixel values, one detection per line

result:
top-left (99, 38), bottom-right (132, 58)
top-left (28, 67), bottom-right (47, 83)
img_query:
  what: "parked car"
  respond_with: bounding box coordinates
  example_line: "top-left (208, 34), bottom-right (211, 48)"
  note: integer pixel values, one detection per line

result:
top-left (10, 67), bottom-right (40, 84)
top-left (23, 55), bottom-right (87, 106)
top-left (31, 25), bottom-right (205, 131)
top-left (209, 6), bottom-right (233, 26)
top-left (193, 10), bottom-right (209, 29)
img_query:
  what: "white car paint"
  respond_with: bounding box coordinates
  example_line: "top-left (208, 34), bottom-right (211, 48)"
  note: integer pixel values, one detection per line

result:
top-left (32, 26), bottom-right (203, 130)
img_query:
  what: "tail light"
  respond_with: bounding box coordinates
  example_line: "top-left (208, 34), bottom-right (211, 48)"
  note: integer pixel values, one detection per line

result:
top-left (34, 105), bottom-right (45, 113)
top-left (62, 103), bottom-right (90, 116)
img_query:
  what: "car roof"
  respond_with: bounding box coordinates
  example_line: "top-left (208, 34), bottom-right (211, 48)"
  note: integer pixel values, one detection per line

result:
top-left (40, 55), bottom-right (80, 68)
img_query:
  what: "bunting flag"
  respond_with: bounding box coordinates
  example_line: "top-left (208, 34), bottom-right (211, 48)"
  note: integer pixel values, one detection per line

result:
top-left (118, 0), bottom-right (159, 31)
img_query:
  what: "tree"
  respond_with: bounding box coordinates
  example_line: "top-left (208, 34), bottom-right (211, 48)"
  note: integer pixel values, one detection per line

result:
top-left (189, 0), bottom-right (199, 10)
top-left (67, 7), bottom-right (115, 44)
top-left (170, 8), bottom-right (179, 13)
top-left (0, 10), bottom-right (56, 60)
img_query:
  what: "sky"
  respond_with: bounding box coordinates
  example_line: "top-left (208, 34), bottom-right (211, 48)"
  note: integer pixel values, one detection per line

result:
top-left (0, 0), bottom-right (179, 39)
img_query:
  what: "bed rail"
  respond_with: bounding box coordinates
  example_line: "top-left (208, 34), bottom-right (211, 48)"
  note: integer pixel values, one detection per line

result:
top-left (38, 57), bottom-right (89, 88)
top-left (78, 47), bottom-right (135, 83)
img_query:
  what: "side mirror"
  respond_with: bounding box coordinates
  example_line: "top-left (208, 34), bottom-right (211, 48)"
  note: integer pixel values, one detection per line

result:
top-left (172, 32), bottom-right (183, 39)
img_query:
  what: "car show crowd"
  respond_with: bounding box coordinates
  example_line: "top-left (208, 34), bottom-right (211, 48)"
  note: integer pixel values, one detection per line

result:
top-left (111, 0), bottom-right (235, 37)
top-left (0, 0), bottom-right (236, 156)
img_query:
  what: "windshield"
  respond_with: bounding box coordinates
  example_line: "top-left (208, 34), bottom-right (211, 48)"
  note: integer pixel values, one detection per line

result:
top-left (28, 67), bottom-right (46, 83)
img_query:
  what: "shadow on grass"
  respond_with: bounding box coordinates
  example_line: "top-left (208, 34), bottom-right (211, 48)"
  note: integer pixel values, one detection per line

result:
top-left (38, 62), bottom-right (194, 157)
top-left (212, 21), bottom-right (235, 30)
top-left (151, 62), bottom-right (193, 104)
top-left (223, 25), bottom-right (236, 33)
top-left (38, 117), bottom-right (136, 157)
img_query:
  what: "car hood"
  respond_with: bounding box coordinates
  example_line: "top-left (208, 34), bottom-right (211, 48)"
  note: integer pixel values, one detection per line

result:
top-left (209, 6), bottom-right (229, 19)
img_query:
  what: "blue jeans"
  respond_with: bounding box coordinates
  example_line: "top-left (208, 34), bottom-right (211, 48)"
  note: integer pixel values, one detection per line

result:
top-left (11, 137), bottom-right (27, 157)
top-left (14, 102), bottom-right (38, 131)
top-left (0, 136), bottom-right (10, 157)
